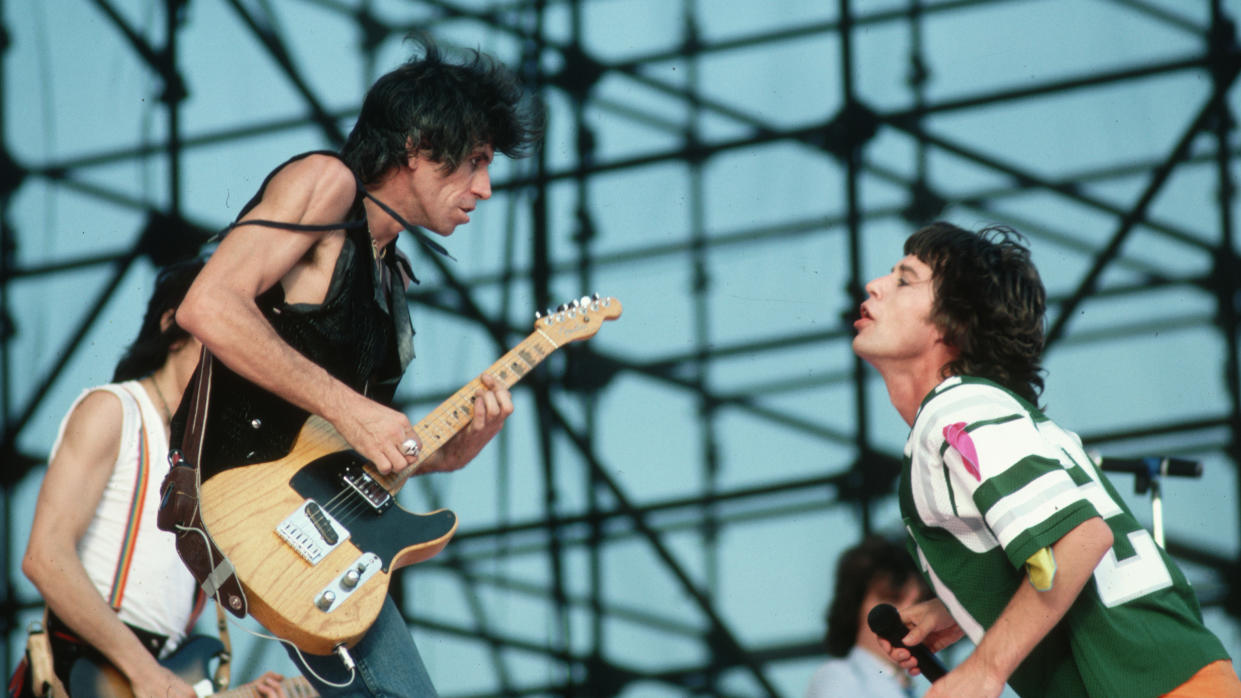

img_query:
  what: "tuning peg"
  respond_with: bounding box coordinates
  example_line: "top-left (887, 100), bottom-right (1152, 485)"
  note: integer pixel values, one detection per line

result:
top-left (557, 304), bottom-right (567, 312)
top-left (534, 310), bottom-right (543, 320)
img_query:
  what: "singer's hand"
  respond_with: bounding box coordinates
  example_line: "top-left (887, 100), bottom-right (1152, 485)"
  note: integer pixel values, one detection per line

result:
top-left (878, 599), bottom-right (1002, 697)
top-left (921, 658), bottom-right (1006, 698)
top-left (876, 598), bottom-right (963, 675)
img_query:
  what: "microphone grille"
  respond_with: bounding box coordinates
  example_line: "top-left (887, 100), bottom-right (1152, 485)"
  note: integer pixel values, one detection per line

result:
top-left (866, 603), bottom-right (906, 641)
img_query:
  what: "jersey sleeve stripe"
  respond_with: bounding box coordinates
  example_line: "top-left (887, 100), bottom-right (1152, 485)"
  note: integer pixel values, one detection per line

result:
top-left (986, 473), bottom-right (1075, 540)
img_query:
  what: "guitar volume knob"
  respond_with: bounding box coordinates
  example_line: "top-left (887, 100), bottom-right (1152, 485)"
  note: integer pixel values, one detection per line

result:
top-left (317, 591), bottom-right (336, 610)
top-left (342, 568), bottom-right (362, 589)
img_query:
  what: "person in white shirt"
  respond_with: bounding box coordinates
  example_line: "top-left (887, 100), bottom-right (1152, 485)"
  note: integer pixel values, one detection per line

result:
top-left (20, 259), bottom-right (286, 698)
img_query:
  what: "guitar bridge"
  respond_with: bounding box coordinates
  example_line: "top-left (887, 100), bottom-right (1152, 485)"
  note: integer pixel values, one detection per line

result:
top-left (276, 500), bottom-right (350, 565)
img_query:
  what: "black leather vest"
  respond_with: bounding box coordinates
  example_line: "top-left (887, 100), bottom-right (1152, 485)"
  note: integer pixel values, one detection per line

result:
top-left (172, 152), bottom-right (414, 479)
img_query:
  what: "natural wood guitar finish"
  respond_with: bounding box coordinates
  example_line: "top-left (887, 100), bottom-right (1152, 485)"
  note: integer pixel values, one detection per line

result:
top-left (198, 296), bottom-right (622, 655)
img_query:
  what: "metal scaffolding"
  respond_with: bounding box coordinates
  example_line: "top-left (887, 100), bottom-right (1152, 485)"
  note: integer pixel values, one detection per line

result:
top-left (3, 1), bottom-right (1239, 696)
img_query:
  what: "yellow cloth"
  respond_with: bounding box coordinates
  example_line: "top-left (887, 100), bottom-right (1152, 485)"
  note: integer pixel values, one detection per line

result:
top-left (1025, 547), bottom-right (1057, 591)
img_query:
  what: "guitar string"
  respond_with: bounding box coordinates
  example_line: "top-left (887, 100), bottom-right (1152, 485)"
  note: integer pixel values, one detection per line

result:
top-left (415, 329), bottom-right (552, 444)
top-left (316, 334), bottom-right (550, 527)
top-left (320, 395), bottom-right (501, 527)
top-left (412, 337), bottom-right (541, 441)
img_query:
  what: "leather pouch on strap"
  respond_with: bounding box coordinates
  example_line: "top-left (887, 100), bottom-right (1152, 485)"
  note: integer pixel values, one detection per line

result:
top-left (156, 349), bottom-right (248, 618)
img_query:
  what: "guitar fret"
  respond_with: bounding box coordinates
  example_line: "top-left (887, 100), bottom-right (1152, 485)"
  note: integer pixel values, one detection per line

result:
top-left (535, 327), bottom-right (559, 349)
top-left (386, 302), bottom-right (619, 490)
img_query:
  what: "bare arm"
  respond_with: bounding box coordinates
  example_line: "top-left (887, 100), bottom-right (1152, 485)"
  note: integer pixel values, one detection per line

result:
top-left (179, 155), bottom-right (418, 473)
top-left (23, 392), bottom-right (197, 698)
top-left (890, 517), bottom-right (1114, 698)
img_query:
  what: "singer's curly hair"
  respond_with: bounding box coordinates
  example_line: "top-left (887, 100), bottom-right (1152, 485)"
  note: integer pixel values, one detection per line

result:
top-left (905, 221), bottom-right (1046, 404)
top-left (342, 34), bottom-right (545, 185)
top-left (824, 536), bottom-right (924, 657)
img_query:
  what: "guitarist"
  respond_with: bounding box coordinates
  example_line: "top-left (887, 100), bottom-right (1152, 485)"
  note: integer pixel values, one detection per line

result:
top-left (18, 259), bottom-right (287, 698)
top-left (167, 35), bottom-right (543, 697)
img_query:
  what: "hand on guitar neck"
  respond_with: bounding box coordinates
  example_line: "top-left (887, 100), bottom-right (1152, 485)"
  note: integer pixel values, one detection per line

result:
top-left (404, 371), bottom-right (512, 476)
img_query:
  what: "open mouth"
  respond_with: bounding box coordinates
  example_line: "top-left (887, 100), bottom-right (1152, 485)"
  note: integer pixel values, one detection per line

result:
top-left (853, 304), bottom-right (873, 329)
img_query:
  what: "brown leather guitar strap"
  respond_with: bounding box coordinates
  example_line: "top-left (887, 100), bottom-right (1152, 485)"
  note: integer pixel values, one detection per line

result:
top-left (157, 347), bottom-right (249, 627)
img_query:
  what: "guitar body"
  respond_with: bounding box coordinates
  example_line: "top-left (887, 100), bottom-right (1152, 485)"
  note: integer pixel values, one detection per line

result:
top-left (69, 636), bottom-right (221, 698)
top-left (193, 295), bottom-right (620, 657)
top-left (199, 416), bottom-right (457, 655)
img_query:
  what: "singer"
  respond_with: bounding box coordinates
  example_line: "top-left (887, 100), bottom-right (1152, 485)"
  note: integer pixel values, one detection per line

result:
top-left (851, 222), bottom-right (1240, 698)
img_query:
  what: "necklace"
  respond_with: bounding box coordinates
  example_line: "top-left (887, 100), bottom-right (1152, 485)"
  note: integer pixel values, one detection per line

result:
top-left (149, 375), bottom-right (172, 424)
top-left (369, 222), bottom-right (387, 260)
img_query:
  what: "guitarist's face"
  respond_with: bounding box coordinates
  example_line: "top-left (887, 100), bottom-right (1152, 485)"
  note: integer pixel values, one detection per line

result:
top-left (403, 144), bottom-right (496, 236)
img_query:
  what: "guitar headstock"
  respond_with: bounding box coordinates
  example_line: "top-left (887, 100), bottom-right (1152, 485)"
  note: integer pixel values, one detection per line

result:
top-left (535, 294), bottom-right (622, 344)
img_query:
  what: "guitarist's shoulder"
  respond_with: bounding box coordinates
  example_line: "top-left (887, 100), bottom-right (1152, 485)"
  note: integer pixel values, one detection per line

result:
top-left (256, 154), bottom-right (357, 222)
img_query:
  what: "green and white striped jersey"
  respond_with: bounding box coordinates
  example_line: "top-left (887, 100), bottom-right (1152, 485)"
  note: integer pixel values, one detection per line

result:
top-left (900, 376), bottom-right (1229, 697)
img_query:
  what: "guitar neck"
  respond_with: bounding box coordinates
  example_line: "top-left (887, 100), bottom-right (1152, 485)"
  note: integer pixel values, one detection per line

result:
top-left (381, 327), bottom-right (561, 490)
top-left (217, 676), bottom-right (316, 698)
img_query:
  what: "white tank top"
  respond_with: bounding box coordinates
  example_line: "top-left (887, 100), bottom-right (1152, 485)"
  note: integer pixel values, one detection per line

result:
top-left (51, 381), bottom-right (199, 652)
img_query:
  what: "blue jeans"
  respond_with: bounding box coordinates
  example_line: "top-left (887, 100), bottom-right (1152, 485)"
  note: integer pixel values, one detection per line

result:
top-left (286, 596), bottom-right (437, 697)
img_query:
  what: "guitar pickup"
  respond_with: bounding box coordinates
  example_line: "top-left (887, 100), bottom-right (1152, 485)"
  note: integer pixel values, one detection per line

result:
top-left (276, 500), bottom-right (350, 565)
top-left (305, 501), bottom-right (339, 545)
top-left (340, 465), bottom-right (393, 513)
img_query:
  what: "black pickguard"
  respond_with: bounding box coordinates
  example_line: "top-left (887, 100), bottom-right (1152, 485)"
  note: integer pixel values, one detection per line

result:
top-left (289, 450), bottom-right (456, 573)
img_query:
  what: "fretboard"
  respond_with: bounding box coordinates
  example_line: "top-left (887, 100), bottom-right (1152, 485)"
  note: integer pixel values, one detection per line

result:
top-left (380, 327), bottom-right (560, 491)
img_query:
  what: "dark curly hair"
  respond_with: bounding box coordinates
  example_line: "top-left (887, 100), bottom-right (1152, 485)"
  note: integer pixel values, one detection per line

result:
top-left (824, 536), bottom-right (922, 657)
top-left (905, 221), bottom-right (1046, 404)
top-left (113, 257), bottom-right (205, 382)
top-left (341, 34), bottom-right (545, 185)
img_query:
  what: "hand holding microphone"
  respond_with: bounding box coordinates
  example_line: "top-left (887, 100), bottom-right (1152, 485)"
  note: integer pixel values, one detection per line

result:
top-left (867, 602), bottom-right (949, 682)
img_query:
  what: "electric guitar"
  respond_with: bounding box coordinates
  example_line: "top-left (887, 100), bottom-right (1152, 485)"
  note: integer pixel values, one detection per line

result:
top-left (68, 635), bottom-right (316, 697)
top-left (197, 295), bottom-right (622, 655)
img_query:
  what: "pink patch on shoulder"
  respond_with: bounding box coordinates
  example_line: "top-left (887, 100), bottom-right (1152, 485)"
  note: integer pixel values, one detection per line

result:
top-left (943, 422), bottom-right (982, 481)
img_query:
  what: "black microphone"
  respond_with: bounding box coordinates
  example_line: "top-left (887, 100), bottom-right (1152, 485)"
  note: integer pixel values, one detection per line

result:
top-left (1097, 456), bottom-right (1202, 478)
top-left (867, 603), bottom-right (949, 682)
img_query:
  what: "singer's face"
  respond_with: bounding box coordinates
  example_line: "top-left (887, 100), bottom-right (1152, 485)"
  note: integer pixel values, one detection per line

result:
top-left (852, 254), bottom-right (945, 365)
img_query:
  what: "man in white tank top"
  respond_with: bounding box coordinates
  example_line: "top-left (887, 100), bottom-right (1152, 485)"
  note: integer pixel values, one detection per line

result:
top-left (20, 260), bottom-right (287, 698)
